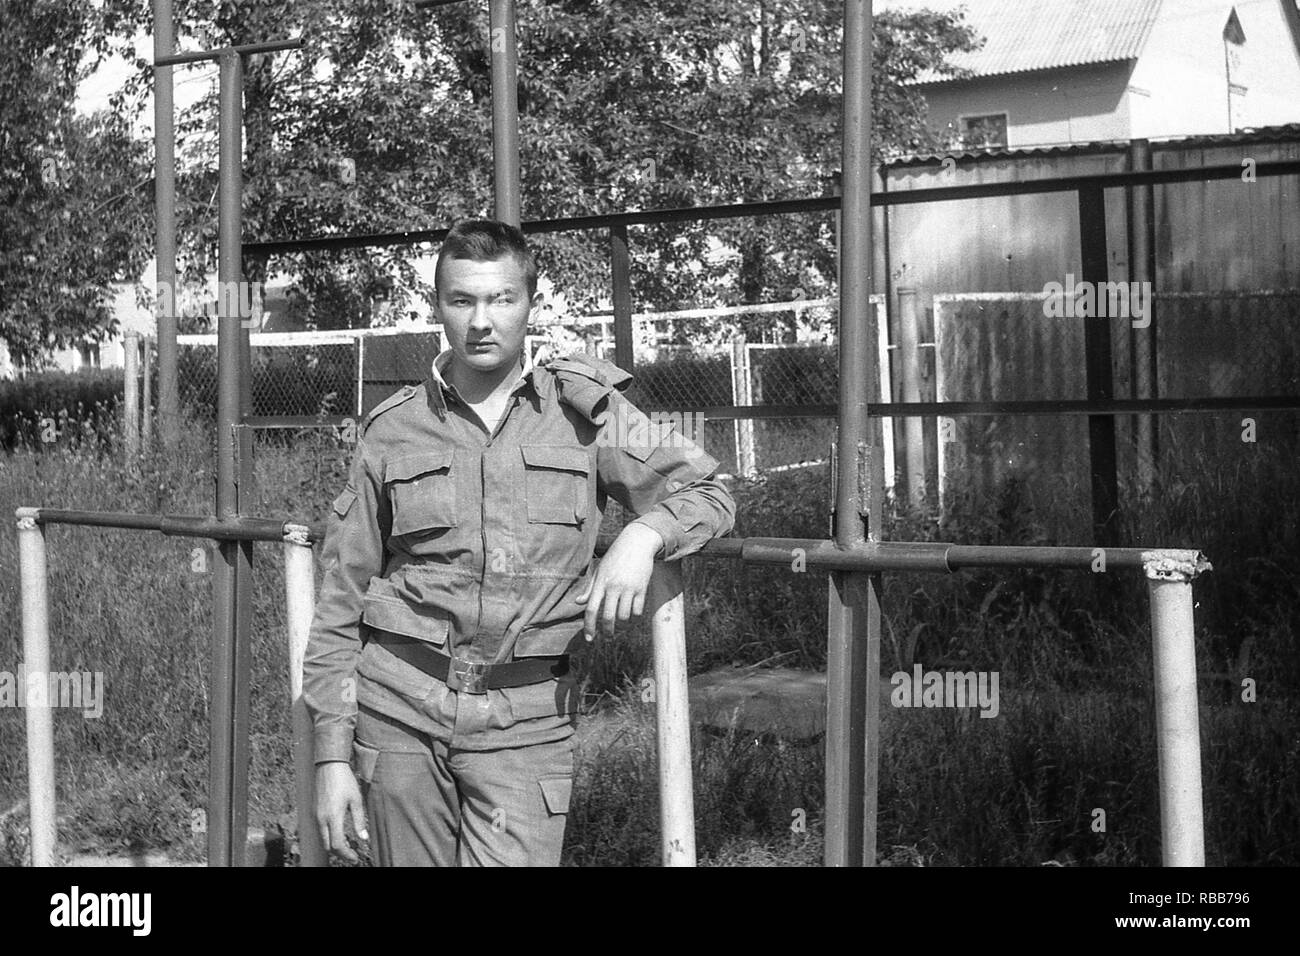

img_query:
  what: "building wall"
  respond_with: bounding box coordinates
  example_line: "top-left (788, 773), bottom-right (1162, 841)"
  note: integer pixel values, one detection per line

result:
top-left (1234, 0), bottom-right (1300, 127)
top-left (0, 284), bottom-right (154, 379)
top-left (919, 1), bottom-right (1300, 147)
top-left (920, 62), bottom-right (1135, 148)
top-left (1131, 0), bottom-right (1300, 137)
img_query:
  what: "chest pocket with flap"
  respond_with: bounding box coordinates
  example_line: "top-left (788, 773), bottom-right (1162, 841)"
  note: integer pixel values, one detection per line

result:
top-left (385, 450), bottom-right (458, 536)
top-left (520, 445), bottom-right (590, 526)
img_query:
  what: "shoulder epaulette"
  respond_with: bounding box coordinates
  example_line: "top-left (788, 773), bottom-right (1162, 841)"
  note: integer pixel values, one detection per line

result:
top-left (360, 384), bottom-right (419, 437)
top-left (541, 353), bottom-right (633, 422)
top-left (544, 353), bottom-right (633, 388)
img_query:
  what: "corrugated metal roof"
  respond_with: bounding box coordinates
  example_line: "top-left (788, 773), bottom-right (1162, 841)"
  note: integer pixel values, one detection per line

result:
top-left (884, 138), bottom-right (1128, 167)
top-left (877, 0), bottom-right (1164, 80)
top-left (882, 122), bottom-right (1300, 167)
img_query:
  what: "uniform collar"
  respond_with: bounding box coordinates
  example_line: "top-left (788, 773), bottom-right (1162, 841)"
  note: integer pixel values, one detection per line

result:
top-left (428, 346), bottom-right (536, 420)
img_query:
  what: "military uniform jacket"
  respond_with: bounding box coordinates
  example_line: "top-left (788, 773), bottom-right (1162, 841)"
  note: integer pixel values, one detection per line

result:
top-left (302, 352), bottom-right (736, 761)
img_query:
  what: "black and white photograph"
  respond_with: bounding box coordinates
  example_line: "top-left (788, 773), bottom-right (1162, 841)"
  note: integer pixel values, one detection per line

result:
top-left (0, 0), bottom-right (1295, 917)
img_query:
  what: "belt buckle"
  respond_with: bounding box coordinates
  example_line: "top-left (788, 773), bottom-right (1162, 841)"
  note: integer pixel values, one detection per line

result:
top-left (449, 656), bottom-right (491, 695)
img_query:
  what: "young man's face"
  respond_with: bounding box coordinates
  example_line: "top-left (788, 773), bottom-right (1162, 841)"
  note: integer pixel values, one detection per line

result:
top-left (434, 255), bottom-right (541, 377)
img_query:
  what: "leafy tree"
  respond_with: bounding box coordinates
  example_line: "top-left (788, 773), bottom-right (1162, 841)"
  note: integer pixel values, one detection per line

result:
top-left (0, 0), bottom-right (154, 369)
top-left (431, 0), bottom-right (978, 340)
top-left (29, 0), bottom-right (976, 348)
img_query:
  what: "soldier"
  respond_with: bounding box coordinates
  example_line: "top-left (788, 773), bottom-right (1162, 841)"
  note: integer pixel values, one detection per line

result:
top-left (304, 219), bottom-right (735, 866)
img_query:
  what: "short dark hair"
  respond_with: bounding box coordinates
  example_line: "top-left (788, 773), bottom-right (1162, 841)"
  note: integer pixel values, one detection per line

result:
top-left (434, 219), bottom-right (538, 297)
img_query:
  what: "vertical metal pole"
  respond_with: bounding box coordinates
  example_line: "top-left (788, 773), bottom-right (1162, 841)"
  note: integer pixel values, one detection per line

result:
top-left (610, 224), bottom-right (634, 375)
top-left (875, 299), bottom-right (896, 494)
top-left (16, 508), bottom-right (56, 867)
top-left (648, 561), bottom-right (696, 866)
top-left (153, 0), bottom-right (179, 452)
top-left (1128, 140), bottom-right (1157, 492)
top-left (142, 336), bottom-right (154, 455)
top-left (827, 0), bottom-right (881, 868)
top-left (1078, 185), bottom-right (1119, 546)
top-left (355, 335), bottom-right (365, 418)
top-left (212, 49), bottom-right (254, 867)
top-left (239, 325), bottom-right (253, 420)
top-left (488, 0), bottom-right (521, 225)
top-left (730, 336), bottom-right (755, 476)
top-left (284, 525), bottom-right (327, 867)
top-left (123, 331), bottom-right (140, 459)
top-left (896, 288), bottom-right (925, 503)
top-left (1144, 551), bottom-right (1210, 866)
top-left (235, 209), bottom-right (256, 854)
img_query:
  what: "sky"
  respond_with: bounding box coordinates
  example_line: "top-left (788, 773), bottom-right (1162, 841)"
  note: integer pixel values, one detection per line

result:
top-left (75, 29), bottom-right (214, 128)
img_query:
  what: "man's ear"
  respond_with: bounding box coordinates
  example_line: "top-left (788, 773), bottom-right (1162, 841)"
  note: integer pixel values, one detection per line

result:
top-left (529, 290), bottom-right (545, 314)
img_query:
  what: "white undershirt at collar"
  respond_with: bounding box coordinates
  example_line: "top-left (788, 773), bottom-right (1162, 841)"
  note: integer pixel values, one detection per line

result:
top-left (430, 345), bottom-right (534, 395)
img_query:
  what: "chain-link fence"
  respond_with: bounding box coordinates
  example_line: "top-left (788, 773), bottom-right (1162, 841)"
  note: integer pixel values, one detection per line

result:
top-left (610, 296), bottom-right (888, 479)
top-left (167, 298), bottom-right (893, 480)
top-left (175, 326), bottom-right (506, 423)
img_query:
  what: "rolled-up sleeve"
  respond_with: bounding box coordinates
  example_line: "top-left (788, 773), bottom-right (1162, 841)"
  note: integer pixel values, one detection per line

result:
top-left (595, 393), bottom-right (735, 560)
top-left (302, 437), bottom-right (389, 763)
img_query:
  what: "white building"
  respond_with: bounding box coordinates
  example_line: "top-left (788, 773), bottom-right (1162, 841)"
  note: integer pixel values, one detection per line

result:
top-left (878, 0), bottom-right (1300, 149)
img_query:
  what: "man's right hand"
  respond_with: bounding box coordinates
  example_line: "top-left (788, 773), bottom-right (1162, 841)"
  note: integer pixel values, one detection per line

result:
top-left (315, 761), bottom-right (368, 863)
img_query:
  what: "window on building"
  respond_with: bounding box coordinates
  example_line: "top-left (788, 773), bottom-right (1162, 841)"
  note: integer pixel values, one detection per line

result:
top-left (959, 113), bottom-right (1008, 149)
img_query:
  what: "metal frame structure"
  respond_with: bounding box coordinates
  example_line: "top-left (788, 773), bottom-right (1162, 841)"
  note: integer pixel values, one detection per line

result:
top-left (15, 0), bottom-right (1241, 868)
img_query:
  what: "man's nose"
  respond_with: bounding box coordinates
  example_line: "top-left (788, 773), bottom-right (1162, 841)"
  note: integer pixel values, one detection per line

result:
top-left (469, 301), bottom-right (492, 330)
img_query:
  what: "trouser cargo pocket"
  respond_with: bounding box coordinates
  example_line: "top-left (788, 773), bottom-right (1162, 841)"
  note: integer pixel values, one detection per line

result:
top-left (538, 774), bottom-right (572, 816)
top-left (352, 739), bottom-right (381, 784)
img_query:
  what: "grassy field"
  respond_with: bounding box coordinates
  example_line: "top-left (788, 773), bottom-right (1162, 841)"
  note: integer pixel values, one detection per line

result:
top-left (1, 407), bottom-right (1296, 866)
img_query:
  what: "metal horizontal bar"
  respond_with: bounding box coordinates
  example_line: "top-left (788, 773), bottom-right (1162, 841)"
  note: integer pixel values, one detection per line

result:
top-left (242, 198), bottom-right (841, 255)
top-left (414, 0), bottom-right (470, 7)
top-left (868, 396), bottom-right (1300, 416)
top-left (241, 161), bottom-right (1300, 255)
top-left (180, 325), bottom-right (440, 346)
top-left (23, 509), bottom-right (1205, 576)
top-left (26, 509), bottom-right (292, 543)
top-left (737, 537), bottom-right (1174, 572)
top-left (155, 49), bottom-right (225, 67)
top-left (236, 396), bottom-right (1298, 430)
top-left (243, 415), bottom-right (354, 428)
top-left (245, 228), bottom-right (451, 256)
top-left (640, 396), bottom-right (1300, 421)
top-left (670, 405), bottom-right (837, 419)
top-left (155, 37), bottom-right (302, 68)
top-left (878, 159), bottom-right (1300, 207)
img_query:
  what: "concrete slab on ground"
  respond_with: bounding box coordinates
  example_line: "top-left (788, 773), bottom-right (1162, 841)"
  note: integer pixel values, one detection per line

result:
top-left (574, 666), bottom-right (896, 747)
top-left (688, 666), bottom-right (828, 741)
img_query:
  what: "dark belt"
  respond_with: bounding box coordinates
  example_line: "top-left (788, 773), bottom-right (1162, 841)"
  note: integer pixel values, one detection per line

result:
top-left (372, 631), bottom-right (569, 694)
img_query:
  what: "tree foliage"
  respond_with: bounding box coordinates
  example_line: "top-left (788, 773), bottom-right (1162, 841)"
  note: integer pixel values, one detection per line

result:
top-left (0, 0), bottom-right (154, 368)
top-left (4, 0), bottom-right (977, 357)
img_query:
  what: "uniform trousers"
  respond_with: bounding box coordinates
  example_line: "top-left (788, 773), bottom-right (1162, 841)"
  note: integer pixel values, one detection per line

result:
top-left (352, 699), bottom-right (575, 866)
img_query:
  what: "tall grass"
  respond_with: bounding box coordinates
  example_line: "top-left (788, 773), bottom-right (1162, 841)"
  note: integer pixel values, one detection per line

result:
top-left (1, 406), bottom-right (1296, 865)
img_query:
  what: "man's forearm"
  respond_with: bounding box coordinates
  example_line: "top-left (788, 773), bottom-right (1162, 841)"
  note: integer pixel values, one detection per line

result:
top-left (302, 632), bottom-right (361, 764)
top-left (629, 473), bottom-right (736, 560)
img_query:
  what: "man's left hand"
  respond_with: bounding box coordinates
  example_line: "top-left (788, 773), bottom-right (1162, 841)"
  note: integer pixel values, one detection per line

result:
top-left (575, 522), bottom-right (665, 640)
